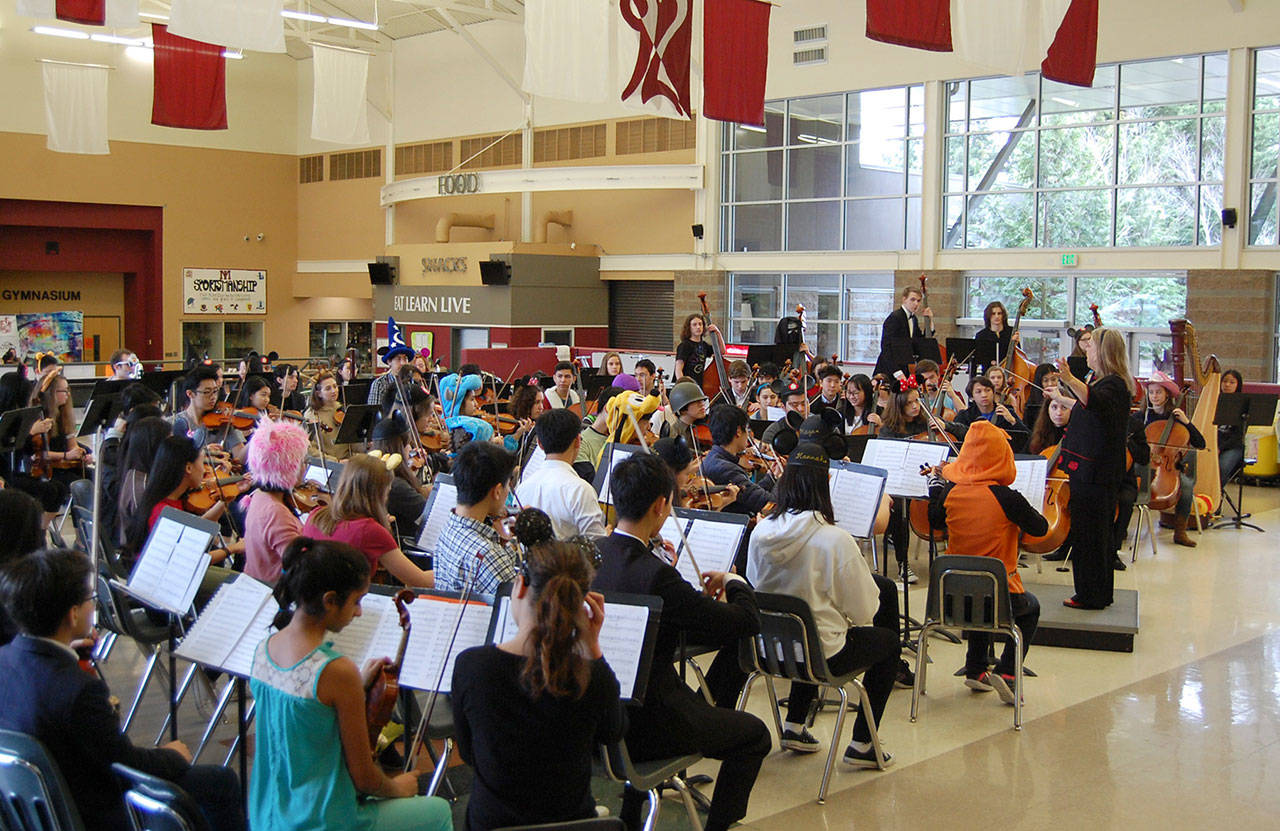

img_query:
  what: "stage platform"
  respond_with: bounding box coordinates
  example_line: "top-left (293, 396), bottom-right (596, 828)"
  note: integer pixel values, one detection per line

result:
top-left (1024, 582), bottom-right (1139, 653)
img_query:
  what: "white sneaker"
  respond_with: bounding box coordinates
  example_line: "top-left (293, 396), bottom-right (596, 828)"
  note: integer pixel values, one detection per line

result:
top-left (901, 565), bottom-right (919, 585)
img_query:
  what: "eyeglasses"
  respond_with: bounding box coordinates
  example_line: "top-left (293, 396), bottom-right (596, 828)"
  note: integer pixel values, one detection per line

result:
top-left (194, 387), bottom-right (220, 397)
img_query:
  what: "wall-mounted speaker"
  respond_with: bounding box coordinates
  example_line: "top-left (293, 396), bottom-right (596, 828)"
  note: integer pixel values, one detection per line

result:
top-left (368, 262), bottom-right (394, 285)
top-left (479, 260), bottom-right (512, 285)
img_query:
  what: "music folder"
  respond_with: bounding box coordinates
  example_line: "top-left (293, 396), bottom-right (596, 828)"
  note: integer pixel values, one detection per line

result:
top-left (592, 443), bottom-right (644, 505)
top-left (415, 474), bottom-right (458, 553)
top-left (828, 460), bottom-right (889, 539)
top-left (490, 585), bottom-right (662, 703)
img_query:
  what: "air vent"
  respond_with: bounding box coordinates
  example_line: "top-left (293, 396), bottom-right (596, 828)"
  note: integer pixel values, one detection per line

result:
top-left (534, 123), bottom-right (607, 163)
top-left (329, 148), bottom-right (381, 181)
top-left (615, 116), bottom-right (697, 155)
top-left (459, 133), bottom-right (522, 169)
top-left (299, 155), bottom-right (324, 184)
top-left (395, 141), bottom-right (453, 176)
top-left (793, 24), bottom-right (827, 44)
top-left (793, 46), bottom-right (828, 66)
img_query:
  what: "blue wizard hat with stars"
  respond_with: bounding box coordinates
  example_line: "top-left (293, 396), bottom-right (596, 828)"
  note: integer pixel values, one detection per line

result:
top-left (382, 317), bottom-right (416, 364)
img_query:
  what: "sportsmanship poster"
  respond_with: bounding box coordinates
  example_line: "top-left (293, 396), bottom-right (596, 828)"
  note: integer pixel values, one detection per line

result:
top-left (17, 311), bottom-right (83, 361)
top-left (183, 268), bottom-right (267, 314)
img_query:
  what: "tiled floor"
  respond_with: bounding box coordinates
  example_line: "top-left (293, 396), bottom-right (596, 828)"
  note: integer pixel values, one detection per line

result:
top-left (102, 484), bottom-right (1280, 829)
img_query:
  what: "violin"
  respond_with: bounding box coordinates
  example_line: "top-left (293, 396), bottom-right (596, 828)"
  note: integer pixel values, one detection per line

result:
top-left (366, 589), bottom-right (414, 753)
top-left (202, 402), bottom-right (258, 431)
top-left (682, 476), bottom-right (735, 511)
top-left (182, 470), bottom-right (246, 513)
top-left (481, 412), bottom-right (520, 435)
top-left (291, 482), bottom-right (330, 512)
top-left (419, 427), bottom-right (447, 452)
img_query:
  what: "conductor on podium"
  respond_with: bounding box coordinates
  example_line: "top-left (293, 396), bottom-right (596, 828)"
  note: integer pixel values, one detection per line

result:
top-left (875, 284), bottom-right (933, 376)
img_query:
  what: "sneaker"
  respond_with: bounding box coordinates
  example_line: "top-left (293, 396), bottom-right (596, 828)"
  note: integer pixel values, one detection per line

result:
top-left (894, 660), bottom-right (915, 689)
top-left (965, 672), bottom-right (994, 693)
top-left (990, 673), bottom-right (1020, 705)
top-left (780, 727), bottom-right (822, 753)
top-left (900, 564), bottom-right (919, 585)
top-left (594, 805), bottom-right (611, 818)
top-left (842, 744), bottom-right (893, 769)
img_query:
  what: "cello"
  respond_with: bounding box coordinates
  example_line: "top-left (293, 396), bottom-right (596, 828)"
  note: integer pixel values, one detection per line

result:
top-left (1146, 386), bottom-right (1193, 514)
top-left (1021, 441), bottom-right (1071, 554)
top-left (366, 589), bottom-right (415, 753)
top-left (1001, 288), bottom-right (1035, 419)
top-left (697, 292), bottom-right (732, 406)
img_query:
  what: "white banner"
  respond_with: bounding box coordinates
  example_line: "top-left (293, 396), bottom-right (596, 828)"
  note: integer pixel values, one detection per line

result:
top-left (183, 268), bottom-right (267, 314)
top-left (42, 62), bottom-right (109, 155)
top-left (168, 0), bottom-right (286, 53)
top-left (523, 0), bottom-right (610, 102)
top-left (311, 44), bottom-right (371, 145)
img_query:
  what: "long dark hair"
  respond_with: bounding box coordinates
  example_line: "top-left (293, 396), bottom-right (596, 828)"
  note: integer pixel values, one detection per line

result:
top-left (0, 371), bottom-right (33, 413)
top-left (0, 490), bottom-right (45, 566)
top-left (1027, 399), bottom-right (1068, 454)
top-left (119, 416), bottom-right (172, 476)
top-left (125, 436), bottom-right (199, 555)
top-left (518, 539), bottom-right (596, 700)
top-left (766, 461), bottom-right (835, 525)
top-left (271, 537), bottom-right (370, 630)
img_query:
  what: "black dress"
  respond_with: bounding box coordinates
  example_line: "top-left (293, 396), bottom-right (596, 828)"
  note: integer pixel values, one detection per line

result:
top-left (452, 646), bottom-right (624, 831)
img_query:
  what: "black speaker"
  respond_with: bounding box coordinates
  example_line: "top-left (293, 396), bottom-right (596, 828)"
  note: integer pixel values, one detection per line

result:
top-left (691, 223), bottom-right (704, 239)
top-left (479, 260), bottom-right (511, 286)
top-left (368, 262), bottom-right (395, 285)
top-left (1221, 208), bottom-right (1238, 229)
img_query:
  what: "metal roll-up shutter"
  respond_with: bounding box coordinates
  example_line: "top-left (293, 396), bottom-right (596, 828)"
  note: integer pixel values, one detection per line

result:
top-left (609, 281), bottom-right (674, 350)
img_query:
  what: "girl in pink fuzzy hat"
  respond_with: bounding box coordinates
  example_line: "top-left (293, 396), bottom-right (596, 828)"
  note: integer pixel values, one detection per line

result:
top-left (243, 419), bottom-right (310, 583)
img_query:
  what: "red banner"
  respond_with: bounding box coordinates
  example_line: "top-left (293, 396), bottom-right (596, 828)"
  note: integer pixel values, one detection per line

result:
top-left (866, 0), bottom-right (952, 52)
top-left (151, 24), bottom-right (227, 130)
top-left (620, 0), bottom-right (692, 117)
top-left (704, 0), bottom-right (771, 126)
top-left (1042, 0), bottom-right (1099, 87)
top-left (55, 0), bottom-right (105, 25)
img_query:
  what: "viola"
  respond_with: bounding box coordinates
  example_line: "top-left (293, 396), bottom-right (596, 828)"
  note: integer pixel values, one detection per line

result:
top-left (366, 590), bottom-right (415, 753)
top-left (291, 482), bottom-right (330, 512)
top-left (419, 427), bottom-right (447, 452)
top-left (481, 412), bottom-right (520, 435)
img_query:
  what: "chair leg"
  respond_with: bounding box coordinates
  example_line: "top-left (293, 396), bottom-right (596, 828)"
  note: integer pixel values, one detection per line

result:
top-left (1130, 507), bottom-right (1142, 562)
top-left (911, 622), bottom-right (934, 723)
top-left (155, 663), bottom-right (200, 746)
top-left (1011, 626), bottom-right (1024, 731)
top-left (668, 775), bottom-right (705, 831)
top-left (817, 686), bottom-right (848, 804)
top-left (426, 737), bottom-right (453, 798)
top-left (734, 672), bottom-right (758, 712)
top-left (94, 630), bottom-right (118, 663)
top-left (193, 680), bottom-right (237, 764)
top-left (763, 677), bottom-right (785, 740)
top-left (854, 679), bottom-right (888, 770)
top-left (686, 656), bottom-right (714, 705)
top-left (640, 787), bottom-right (662, 831)
top-left (122, 648), bottom-right (161, 734)
top-left (1145, 507), bottom-right (1158, 558)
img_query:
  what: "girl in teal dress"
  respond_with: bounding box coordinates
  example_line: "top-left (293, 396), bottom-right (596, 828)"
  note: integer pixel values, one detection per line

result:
top-left (249, 537), bottom-right (452, 831)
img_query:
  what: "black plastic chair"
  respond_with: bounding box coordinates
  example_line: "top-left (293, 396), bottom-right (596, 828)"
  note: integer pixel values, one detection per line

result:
top-left (496, 819), bottom-right (625, 831)
top-left (97, 575), bottom-right (173, 736)
top-left (112, 763), bottom-right (210, 831)
top-left (910, 555), bottom-right (1024, 730)
top-left (597, 739), bottom-right (703, 831)
top-left (735, 592), bottom-right (888, 804)
top-left (0, 728), bottom-right (85, 831)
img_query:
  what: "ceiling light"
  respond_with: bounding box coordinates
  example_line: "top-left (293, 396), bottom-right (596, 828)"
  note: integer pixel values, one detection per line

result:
top-left (139, 12), bottom-right (169, 22)
top-left (223, 49), bottom-right (243, 59)
top-left (282, 10), bottom-right (326, 23)
top-left (739, 124), bottom-right (767, 133)
top-left (91, 33), bottom-right (146, 46)
top-left (125, 44), bottom-right (153, 61)
top-left (326, 17), bottom-right (379, 30)
top-left (33, 25), bottom-right (90, 39)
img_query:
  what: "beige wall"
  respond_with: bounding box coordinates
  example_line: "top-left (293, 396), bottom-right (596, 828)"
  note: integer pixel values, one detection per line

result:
top-left (0, 271), bottom-right (123, 315)
top-left (0, 131), bottom-right (305, 360)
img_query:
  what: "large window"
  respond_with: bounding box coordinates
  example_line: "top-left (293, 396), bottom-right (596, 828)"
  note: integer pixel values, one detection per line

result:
top-left (308, 321), bottom-right (372, 360)
top-left (1251, 47), bottom-right (1280, 246)
top-left (963, 272), bottom-right (1186, 375)
top-left (728, 272), bottom-right (895, 364)
top-left (945, 54), bottom-right (1226, 249)
top-left (721, 86), bottom-right (924, 252)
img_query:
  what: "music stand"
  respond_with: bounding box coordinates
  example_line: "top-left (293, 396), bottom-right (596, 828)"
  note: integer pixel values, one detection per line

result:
top-left (0, 406), bottom-right (42, 456)
top-left (914, 337), bottom-right (942, 365)
top-left (746, 344), bottom-right (792, 367)
top-left (90, 378), bottom-right (129, 399)
top-left (140, 369), bottom-right (187, 398)
top-left (945, 338), bottom-right (992, 378)
top-left (334, 404), bottom-right (380, 445)
top-left (844, 433), bottom-right (870, 463)
top-left (748, 418), bottom-right (772, 441)
top-left (340, 380), bottom-right (372, 407)
top-left (77, 394), bottom-right (122, 438)
top-left (1213, 392), bottom-right (1277, 532)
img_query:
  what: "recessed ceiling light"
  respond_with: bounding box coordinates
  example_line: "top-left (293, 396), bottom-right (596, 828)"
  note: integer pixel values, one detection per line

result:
top-left (282, 10), bottom-right (326, 23)
top-left (33, 25), bottom-right (90, 39)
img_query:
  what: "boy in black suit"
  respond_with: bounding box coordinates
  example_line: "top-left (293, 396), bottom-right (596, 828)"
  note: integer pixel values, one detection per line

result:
top-left (0, 550), bottom-right (244, 831)
top-left (592, 454), bottom-right (769, 831)
top-left (874, 284), bottom-right (933, 376)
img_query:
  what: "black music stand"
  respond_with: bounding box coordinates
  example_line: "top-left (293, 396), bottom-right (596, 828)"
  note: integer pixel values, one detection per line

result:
top-left (0, 406), bottom-right (43, 458)
top-left (334, 404), bottom-right (380, 445)
top-left (746, 343), bottom-right (793, 368)
top-left (1213, 392), bottom-right (1277, 532)
top-left (883, 337), bottom-right (917, 375)
top-left (77, 393), bottom-right (122, 438)
top-left (748, 418), bottom-right (772, 441)
top-left (140, 369), bottom-right (187, 397)
top-left (915, 337), bottom-right (942, 365)
top-left (340, 380), bottom-right (372, 407)
top-left (945, 338), bottom-right (993, 378)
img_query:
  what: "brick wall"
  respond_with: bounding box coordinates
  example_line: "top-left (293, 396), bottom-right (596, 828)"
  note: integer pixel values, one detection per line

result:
top-left (672, 270), bottom-right (726, 346)
top-left (895, 269), bottom-right (965, 344)
top-left (1186, 269), bottom-right (1276, 383)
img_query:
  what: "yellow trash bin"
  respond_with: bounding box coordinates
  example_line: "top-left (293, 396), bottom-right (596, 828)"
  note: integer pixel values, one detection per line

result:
top-left (1243, 426), bottom-right (1279, 477)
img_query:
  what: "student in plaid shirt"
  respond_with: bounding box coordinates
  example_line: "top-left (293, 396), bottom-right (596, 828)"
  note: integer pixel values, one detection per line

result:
top-left (434, 441), bottom-right (521, 594)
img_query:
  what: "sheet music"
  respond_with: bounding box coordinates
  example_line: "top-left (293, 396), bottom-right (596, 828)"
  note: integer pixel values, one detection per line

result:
top-left (595, 445), bottom-right (639, 505)
top-left (1011, 457), bottom-right (1049, 512)
top-left (416, 478), bottom-right (458, 552)
top-left (127, 513), bottom-right (214, 614)
top-left (327, 592), bottom-right (408, 670)
top-left (828, 463), bottom-right (888, 539)
top-left (492, 596), bottom-right (650, 701)
top-left (174, 577), bottom-right (273, 669)
top-left (521, 446), bottom-right (548, 481)
top-left (303, 465), bottom-right (331, 490)
top-left (398, 598), bottom-right (494, 694)
top-left (676, 517), bottom-right (742, 587)
top-left (862, 439), bottom-right (952, 498)
top-left (221, 601), bottom-right (279, 677)
top-left (658, 515), bottom-right (687, 565)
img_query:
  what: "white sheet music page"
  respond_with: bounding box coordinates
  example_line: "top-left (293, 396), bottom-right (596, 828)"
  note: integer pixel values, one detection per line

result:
top-left (417, 481), bottom-right (458, 552)
top-left (521, 446), bottom-right (548, 481)
top-left (595, 603), bottom-right (649, 700)
top-left (175, 576), bottom-right (273, 669)
top-left (675, 518), bottom-right (741, 588)
top-left (1012, 457), bottom-right (1049, 512)
top-left (658, 515), bottom-right (688, 566)
top-left (596, 446), bottom-right (637, 505)
top-left (828, 464), bottom-right (887, 539)
top-left (863, 439), bottom-right (951, 498)
top-left (128, 515), bottom-right (213, 614)
top-left (328, 592), bottom-right (395, 667)
top-left (221, 601), bottom-right (279, 677)
top-left (399, 598), bottom-right (493, 693)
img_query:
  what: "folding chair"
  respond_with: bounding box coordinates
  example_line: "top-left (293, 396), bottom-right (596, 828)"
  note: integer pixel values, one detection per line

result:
top-left (0, 728), bottom-right (85, 831)
top-left (735, 592), bottom-right (888, 804)
top-left (98, 576), bottom-right (173, 736)
top-left (597, 739), bottom-right (703, 831)
top-left (1129, 464), bottom-right (1158, 562)
top-left (112, 763), bottom-right (210, 831)
top-left (910, 555), bottom-right (1024, 730)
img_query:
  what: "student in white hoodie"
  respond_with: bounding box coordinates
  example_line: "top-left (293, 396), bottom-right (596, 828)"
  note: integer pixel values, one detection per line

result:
top-left (746, 442), bottom-right (905, 768)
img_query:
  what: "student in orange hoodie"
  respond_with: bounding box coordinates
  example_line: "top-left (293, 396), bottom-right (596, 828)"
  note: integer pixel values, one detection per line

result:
top-left (925, 420), bottom-right (1048, 704)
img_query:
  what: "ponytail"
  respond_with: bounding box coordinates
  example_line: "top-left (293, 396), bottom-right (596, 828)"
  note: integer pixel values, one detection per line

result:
top-left (517, 541), bottom-right (595, 700)
top-left (272, 536), bottom-right (370, 630)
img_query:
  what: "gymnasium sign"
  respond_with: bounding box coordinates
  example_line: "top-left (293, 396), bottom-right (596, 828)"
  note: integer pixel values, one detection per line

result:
top-left (437, 173), bottom-right (481, 195)
top-left (183, 268), bottom-right (267, 315)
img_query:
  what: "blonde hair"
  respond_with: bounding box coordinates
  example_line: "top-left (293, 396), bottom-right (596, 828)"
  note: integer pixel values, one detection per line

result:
top-left (307, 454), bottom-right (392, 534)
top-left (1092, 327), bottom-right (1136, 398)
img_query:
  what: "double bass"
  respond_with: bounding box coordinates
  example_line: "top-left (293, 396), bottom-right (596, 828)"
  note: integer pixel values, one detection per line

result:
top-left (1001, 288), bottom-right (1035, 419)
top-left (697, 292), bottom-right (732, 405)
